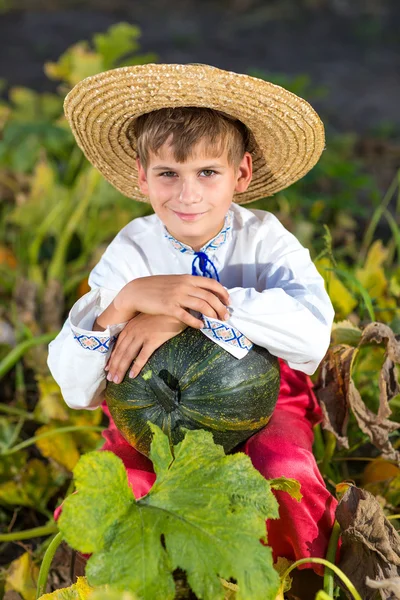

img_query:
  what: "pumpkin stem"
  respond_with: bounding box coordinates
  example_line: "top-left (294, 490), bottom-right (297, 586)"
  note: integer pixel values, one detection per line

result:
top-left (149, 370), bottom-right (180, 413)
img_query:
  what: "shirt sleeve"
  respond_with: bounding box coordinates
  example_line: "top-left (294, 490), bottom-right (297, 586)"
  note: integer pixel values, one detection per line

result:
top-left (200, 217), bottom-right (335, 375)
top-left (47, 288), bottom-right (127, 410)
top-left (47, 237), bottom-right (132, 410)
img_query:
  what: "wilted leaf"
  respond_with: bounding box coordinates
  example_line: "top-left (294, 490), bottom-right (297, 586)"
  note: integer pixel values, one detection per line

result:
top-left (331, 320), bottom-right (362, 346)
top-left (5, 552), bottom-right (39, 600)
top-left (0, 450), bottom-right (27, 482)
top-left (273, 557), bottom-right (293, 597)
top-left (366, 575), bottom-right (400, 597)
top-left (34, 375), bottom-right (70, 422)
top-left (34, 375), bottom-right (103, 455)
top-left (0, 458), bottom-right (61, 511)
top-left (336, 485), bottom-right (400, 600)
top-left (90, 590), bottom-right (138, 600)
top-left (315, 322), bottom-right (400, 461)
top-left (269, 478), bottom-right (302, 502)
top-left (35, 424), bottom-right (80, 471)
top-left (39, 576), bottom-right (94, 599)
top-left (59, 425), bottom-right (280, 600)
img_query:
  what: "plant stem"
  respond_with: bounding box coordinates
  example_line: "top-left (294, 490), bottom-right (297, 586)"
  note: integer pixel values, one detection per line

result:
top-left (0, 332), bottom-right (57, 379)
top-left (359, 172), bottom-right (398, 262)
top-left (0, 404), bottom-right (35, 420)
top-left (323, 520), bottom-right (341, 596)
top-left (0, 523), bottom-right (58, 542)
top-left (47, 169), bottom-right (100, 282)
top-left (313, 424), bottom-right (325, 463)
top-left (2, 425), bottom-right (104, 455)
top-left (321, 431), bottom-right (337, 478)
top-left (36, 531), bottom-right (63, 599)
top-left (280, 557), bottom-right (362, 600)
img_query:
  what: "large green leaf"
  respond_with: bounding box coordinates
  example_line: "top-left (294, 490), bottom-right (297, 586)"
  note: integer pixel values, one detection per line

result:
top-left (59, 425), bottom-right (280, 600)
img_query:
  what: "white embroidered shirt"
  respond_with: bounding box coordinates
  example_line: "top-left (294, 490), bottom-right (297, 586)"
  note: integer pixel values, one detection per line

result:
top-left (47, 202), bottom-right (335, 410)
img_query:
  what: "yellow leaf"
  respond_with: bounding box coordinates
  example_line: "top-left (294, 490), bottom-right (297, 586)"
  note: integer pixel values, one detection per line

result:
top-left (315, 257), bottom-right (357, 318)
top-left (274, 556), bottom-right (293, 597)
top-left (34, 375), bottom-right (70, 423)
top-left (30, 159), bottom-right (56, 203)
top-left (356, 240), bottom-right (389, 299)
top-left (0, 458), bottom-right (61, 509)
top-left (5, 552), bottom-right (39, 600)
top-left (375, 296), bottom-right (398, 324)
top-left (39, 579), bottom-right (139, 600)
top-left (45, 43), bottom-right (104, 87)
top-left (36, 424), bottom-right (80, 471)
top-left (362, 458), bottom-right (400, 486)
top-left (389, 273), bottom-right (400, 298)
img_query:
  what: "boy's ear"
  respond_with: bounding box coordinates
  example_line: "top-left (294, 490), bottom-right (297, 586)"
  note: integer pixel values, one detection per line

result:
top-left (234, 152), bottom-right (253, 193)
top-left (136, 157), bottom-right (149, 195)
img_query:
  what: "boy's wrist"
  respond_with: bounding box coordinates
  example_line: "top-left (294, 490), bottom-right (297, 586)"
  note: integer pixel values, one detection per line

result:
top-left (113, 280), bottom-right (140, 316)
top-left (93, 281), bottom-right (139, 331)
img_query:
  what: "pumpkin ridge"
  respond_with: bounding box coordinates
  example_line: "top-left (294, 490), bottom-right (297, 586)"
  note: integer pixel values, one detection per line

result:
top-left (179, 348), bottom-right (225, 391)
top-left (184, 371), bottom-right (278, 399)
top-left (179, 407), bottom-right (272, 432)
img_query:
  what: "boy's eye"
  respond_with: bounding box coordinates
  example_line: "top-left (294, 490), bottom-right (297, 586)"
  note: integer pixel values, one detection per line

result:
top-left (200, 170), bottom-right (216, 177)
top-left (160, 171), bottom-right (176, 177)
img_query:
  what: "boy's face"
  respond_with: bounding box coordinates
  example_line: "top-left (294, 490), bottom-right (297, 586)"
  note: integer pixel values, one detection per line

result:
top-left (136, 138), bottom-right (252, 251)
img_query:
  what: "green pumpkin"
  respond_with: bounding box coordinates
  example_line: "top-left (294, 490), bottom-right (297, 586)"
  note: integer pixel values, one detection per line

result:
top-left (105, 327), bottom-right (280, 456)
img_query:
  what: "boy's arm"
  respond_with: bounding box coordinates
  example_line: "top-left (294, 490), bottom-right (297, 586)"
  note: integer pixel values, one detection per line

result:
top-left (199, 218), bottom-right (334, 375)
top-left (47, 230), bottom-right (135, 410)
top-left (223, 255), bottom-right (334, 375)
top-left (47, 287), bottom-right (128, 410)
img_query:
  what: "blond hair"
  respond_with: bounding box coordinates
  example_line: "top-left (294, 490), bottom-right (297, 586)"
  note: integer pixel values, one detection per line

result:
top-left (129, 107), bottom-right (249, 171)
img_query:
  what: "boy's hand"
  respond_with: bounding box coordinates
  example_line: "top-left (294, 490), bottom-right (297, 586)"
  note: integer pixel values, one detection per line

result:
top-left (115, 274), bottom-right (230, 329)
top-left (105, 313), bottom-right (188, 384)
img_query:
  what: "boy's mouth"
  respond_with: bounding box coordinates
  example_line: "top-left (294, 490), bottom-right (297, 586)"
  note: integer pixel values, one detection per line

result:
top-left (172, 211), bottom-right (207, 222)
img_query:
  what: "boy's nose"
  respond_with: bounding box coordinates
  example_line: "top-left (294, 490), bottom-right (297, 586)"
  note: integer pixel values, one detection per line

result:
top-left (178, 180), bottom-right (202, 205)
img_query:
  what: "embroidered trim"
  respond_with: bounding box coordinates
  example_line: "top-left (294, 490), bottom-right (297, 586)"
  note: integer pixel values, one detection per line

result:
top-left (164, 210), bottom-right (233, 255)
top-left (73, 333), bottom-right (116, 354)
top-left (201, 317), bottom-right (253, 351)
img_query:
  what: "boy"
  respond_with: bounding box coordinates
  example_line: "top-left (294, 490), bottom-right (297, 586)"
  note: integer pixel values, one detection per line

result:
top-left (48, 64), bottom-right (336, 591)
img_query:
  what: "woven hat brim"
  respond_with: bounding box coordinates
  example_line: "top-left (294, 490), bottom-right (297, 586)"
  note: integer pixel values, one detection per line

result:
top-left (63, 63), bottom-right (325, 204)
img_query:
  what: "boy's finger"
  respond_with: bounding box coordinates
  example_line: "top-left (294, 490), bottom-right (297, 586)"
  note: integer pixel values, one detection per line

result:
top-left (129, 345), bottom-right (153, 378)
top-left (106, 341), bottom-right (143, 384)
top-left (176, 308), bottom-right (204, 329)
top-left (192, 278), bottom-right (230, 304)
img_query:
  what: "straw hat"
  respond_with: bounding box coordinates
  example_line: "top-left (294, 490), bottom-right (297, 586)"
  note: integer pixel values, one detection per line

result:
top-left (63, 63), bottom-right (325, 205)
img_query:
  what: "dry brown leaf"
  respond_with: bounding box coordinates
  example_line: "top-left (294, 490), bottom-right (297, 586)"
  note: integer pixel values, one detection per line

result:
top-left (315, 322), bottom-right (400, 461)
top-left (361, 323), bottom-right (400, 421)
top-left (366, 575), bottom-right (400, 598)
top-left (336, 485), bottom-right (400, 600)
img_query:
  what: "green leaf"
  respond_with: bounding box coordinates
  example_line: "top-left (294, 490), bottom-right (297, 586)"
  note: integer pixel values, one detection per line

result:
top-left (59, 426), bottom-right (280, 600)
top-left (93, 23), bottom-right (141, 70)
top-left (269, 477), bottom-right (302, 502)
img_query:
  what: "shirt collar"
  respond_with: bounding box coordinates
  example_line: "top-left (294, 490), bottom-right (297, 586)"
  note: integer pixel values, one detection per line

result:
top-left (163, 209), bottom-right (233, 255)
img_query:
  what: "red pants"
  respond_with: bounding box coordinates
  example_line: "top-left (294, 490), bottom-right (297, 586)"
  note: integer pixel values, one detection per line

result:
top-left (97, 359), bottom-right (337, 569)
